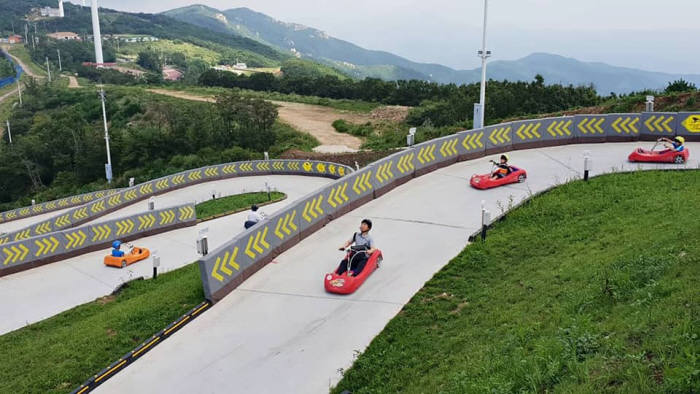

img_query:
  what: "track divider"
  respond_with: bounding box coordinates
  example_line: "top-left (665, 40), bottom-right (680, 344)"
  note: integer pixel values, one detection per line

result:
top-left (72, 301), bottom-right (212, 394)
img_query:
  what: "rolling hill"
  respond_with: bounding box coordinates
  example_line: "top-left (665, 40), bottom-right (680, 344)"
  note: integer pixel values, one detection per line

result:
top-left (164, 5), bottom-right (700, 94)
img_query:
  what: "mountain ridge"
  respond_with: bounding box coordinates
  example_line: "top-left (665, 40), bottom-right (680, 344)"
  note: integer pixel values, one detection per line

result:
top-left (164, 4), bottom-right (700, 93)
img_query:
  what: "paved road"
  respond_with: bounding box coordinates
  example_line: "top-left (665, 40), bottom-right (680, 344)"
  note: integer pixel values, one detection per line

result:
top-left (97, 142), bottom-right (699, 393)
top-left (0, 175), bottom-right (332, 335)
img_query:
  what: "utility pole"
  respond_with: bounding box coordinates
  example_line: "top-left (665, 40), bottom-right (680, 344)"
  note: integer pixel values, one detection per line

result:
top-left (17, 79), bottom-right (22, 107)
top-left (6, 120), bottom-right (12, 144)
top-left (25, 24), bottom-right (29, 44)
top-left (33, 24), bottom-right (38, 50)
top-left (46, 57), bottom-right (51, 82)
top-left (473, 0), bottom-right (491, 129)
top-left (99, 88), bottom-right (113, 183)
top-left (57, 49), bottom-right (62, 71)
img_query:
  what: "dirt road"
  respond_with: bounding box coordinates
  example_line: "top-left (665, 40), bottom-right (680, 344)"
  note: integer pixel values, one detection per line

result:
top-left (66, 75), bottom-right (79, 88)
top-left (147, 89), bottom-right (366, 153)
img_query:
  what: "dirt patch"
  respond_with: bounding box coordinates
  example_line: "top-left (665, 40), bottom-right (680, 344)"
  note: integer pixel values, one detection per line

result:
top-left (66, 75), bottom-right (79, 88)
top-left (97, 295), bottom-right (116, 305)
top-left (106, 328), bottom-right (117, 337)
top-left (147, 89), bottom-right (369, 152)
top-left (280, 149), bottom-right (399, 167)
top-left (370, 105), bottom-right (410, 122)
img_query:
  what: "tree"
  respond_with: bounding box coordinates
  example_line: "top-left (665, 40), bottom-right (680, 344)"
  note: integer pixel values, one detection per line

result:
top-left (137, 50), bottom-right (162, 72)
top-left (665, 79), bottom-right (697, 93)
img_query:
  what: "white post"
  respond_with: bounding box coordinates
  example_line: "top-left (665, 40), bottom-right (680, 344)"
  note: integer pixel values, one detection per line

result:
top-left (99, 88), bottom-right (112, 182)
top-left (16, 79), bottom-right (22, 107)
top-left (46, 57), bottom-right (51, 82)
top-left (57, 49), bottom-right (62, 71)
top-left (91, 0), bottom-right (104, 65)
top-left (477, 0), bottom-right (490, 128)
top-left (58, 0), bottom-right (65, 18)
top-left (6, 120), bottom-right (12, 144)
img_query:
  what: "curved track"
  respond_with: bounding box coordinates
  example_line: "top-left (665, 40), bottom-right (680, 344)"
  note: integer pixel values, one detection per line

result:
top-left (95, 142), bottom-right (698, 393)
top-left (0, 175), bottom-right (332, 335)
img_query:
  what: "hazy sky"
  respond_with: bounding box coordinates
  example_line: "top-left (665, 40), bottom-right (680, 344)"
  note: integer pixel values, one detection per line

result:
top-left (69, 0), bottom-right (700, 74)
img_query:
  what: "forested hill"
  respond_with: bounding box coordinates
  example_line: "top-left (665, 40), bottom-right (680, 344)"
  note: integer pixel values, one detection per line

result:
top-left (0, 0), bottom-right (287, 67)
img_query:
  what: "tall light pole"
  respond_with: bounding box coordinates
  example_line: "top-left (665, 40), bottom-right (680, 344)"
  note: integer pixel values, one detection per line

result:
top-left (91, 0), bottom-right (104, 66)
top-left (6, 120), bottom-right (12, 144)
top-left (99, 88), bottom-right (113, 183)
top-left (473, 0), bottom-right (491, 129)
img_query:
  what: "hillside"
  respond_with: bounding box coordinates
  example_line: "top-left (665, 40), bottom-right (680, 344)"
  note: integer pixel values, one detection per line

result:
top-left (0, 0), bottom-right (287, 68)
top-left (164, 5), bottom-right (700, 94)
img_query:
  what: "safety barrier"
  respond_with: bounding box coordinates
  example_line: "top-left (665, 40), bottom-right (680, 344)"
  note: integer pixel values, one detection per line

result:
top-left (0, 189), bottom-right (120, 226)
top-left (72, 301), bottom-right (211, 394)
top-left (0, 203), bottom-right (196, 277)
top-left (198, 111), bottom-right (699, 302)
top-left (1, 160), bottom-right (354, 244)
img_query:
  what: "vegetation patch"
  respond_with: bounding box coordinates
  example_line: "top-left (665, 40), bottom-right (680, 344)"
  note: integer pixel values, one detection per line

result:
top-left (333, 170), bottom-right (699, 394)
top-left (196, 191), bottom-right (285, 221)
top-left (0, 263), bottom-right (204, 394)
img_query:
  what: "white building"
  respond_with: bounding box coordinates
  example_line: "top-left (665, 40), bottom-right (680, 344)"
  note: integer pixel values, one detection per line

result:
top-left (40, 0), bottom-right (64, 18)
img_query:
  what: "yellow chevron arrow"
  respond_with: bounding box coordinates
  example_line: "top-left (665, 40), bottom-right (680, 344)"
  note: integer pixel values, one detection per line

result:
top-left (662, 116), bottom-right (673, 132)
top-left (612, 117), bottom-right (622, 133)
top-left (577, 118), bottom-right (588, 134)
top-left (205, 167), bottom-right (219, 177)
top-left (178, 206), bottom-right (194, 221)
top-left (629, 118), bottom-right (639, 133)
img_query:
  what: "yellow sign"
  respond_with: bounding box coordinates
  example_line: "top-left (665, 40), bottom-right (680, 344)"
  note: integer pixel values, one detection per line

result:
top-left (682, 115), bottom-right (700, 133)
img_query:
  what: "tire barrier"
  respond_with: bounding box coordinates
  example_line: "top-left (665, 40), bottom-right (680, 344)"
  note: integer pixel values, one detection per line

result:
top-left (198, 111), bottom-right (700, 302)
top-left (0, 160), bottom-right (354, 244)
top-left (72, 301), bottom-right (211, 394)
top-left (0, 189), bottom-right (120, 226)
top-left (0, 203), bottom-right (196, 277)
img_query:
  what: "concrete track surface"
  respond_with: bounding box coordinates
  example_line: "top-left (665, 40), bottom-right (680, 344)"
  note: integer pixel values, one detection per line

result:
top-left (0, 175), bottom-right (332, 335)
top-left (93, 142), bottom-right (698, 393)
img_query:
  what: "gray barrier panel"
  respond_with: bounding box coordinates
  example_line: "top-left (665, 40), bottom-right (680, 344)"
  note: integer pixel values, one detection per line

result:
top-left (200, 212), bottom-right (289, 299)
top-left (511, 117), bottom-right (575, 149)
top-left (573, 115), bottom-right (607, 141)
top-left (0, 204), bottom-right (196, 275)
top-left (675, 112), bottom-right (700, 142)
top-left (605, 113), bottom-right (642, 141)
top-left (456, 128), bottom-right (486, 161)
top-left (640, 112), bottom-right (677, 140)
top-left (0, 189), bottom-right (119, 225)
top-left (2, 160), bottom-right (353, 243)
top-left (485, 122), bottom-right (513, 153)
top-left (371, 150), bottom-right (416, 192)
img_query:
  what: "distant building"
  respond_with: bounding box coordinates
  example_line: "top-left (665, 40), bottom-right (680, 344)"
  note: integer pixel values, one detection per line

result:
top-left (1, 35), bottom-right (23, 44)
top-left (47, 32), bottom-right (81, 41)
top-left (213, 65), bottom-right (244, 75)
top-left (108, 35), bottom-right (159, 43)
top-left (234, 63), bottom-right (248, 70)
top-left (39, 0), bottom-right (64, 18)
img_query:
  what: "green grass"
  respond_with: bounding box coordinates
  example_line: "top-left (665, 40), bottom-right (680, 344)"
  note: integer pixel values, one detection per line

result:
top-left (0, 263), bottom-right (204, 393)
top-left (161, 85), bottom-right (380, 113)
top-left (196, 191), bottom-right (285, 221)
top-left (7, 45), bottom-right (47, 77)
top-left (117, 39), bottom-right (222, 65)
top-left (333, 170), bottom-right (700, 394)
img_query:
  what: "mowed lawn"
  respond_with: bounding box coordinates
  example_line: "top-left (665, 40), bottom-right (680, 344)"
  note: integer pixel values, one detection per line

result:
top-left (333, 170), bottom-right (699, 394)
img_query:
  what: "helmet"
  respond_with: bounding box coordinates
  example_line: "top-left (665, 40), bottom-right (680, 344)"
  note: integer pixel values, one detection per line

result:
top-left (500, 154), bottom-right (509, 161)
top-left (361, 219), bottom-right (373, 230)
top-left (675, 136), bottom-right (685, 144)
top-left (251, 205), bottom-right (259, 212)
top-left (112, 240), bottom-right (121, 249)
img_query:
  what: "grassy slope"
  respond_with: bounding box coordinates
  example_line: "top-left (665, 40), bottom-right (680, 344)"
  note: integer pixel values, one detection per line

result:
top-left (158, 85), bottom-right (380, 113)
top-left (117, 39), bottom-right (222, 65)
top-left (0, 263), bottom-right (204, 393)
top-left (196, 191), bottom-right (284, 221)
top-left (333, 170), bottom-right (699, 394)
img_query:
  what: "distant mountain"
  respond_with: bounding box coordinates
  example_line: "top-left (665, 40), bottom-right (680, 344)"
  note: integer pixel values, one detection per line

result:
top-left (164, 5), bottom-right (700, 94)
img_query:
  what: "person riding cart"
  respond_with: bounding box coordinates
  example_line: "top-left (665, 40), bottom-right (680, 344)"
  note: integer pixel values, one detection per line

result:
top-left (659, 136), bottom-right (685, 152)
top-left (491, 154), bottom-right (513, 179)
top-left (336, 219), bottom-right (377, 277)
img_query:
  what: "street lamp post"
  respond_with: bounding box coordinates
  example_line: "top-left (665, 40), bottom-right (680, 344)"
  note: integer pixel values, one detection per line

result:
top-left (473, 0), bottom-right (491, 129)
top-left (99, 88), bottom-right (113, 183)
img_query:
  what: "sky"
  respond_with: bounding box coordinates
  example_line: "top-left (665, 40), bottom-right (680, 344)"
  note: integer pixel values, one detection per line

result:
top-left (68, 0), bottom-right (700, 74)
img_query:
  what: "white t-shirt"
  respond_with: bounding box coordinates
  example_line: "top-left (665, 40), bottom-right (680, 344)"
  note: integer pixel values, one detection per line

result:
top-left (247, 211), bottom-right (264, 223)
